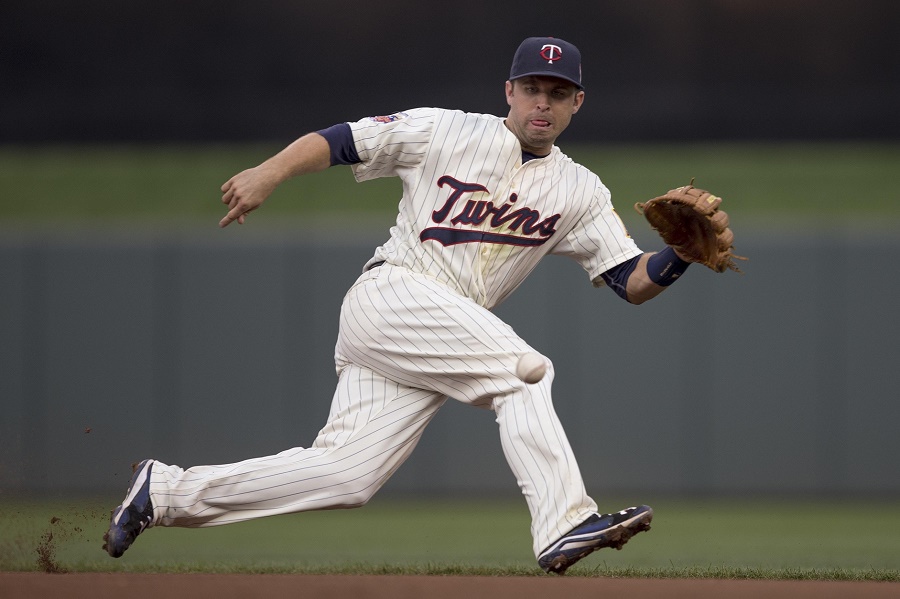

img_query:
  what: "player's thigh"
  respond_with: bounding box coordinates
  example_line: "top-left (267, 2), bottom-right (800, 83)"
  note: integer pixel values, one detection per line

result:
top-left (325, 359), bottom-right (447, 430)
top-left (338, 265), bottom-right (543, 405)
top-left (318, 361), bottom-right (447, 456)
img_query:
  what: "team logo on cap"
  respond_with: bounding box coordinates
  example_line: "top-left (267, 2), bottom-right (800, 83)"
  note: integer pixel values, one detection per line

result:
top-left (539, 44), bottom-right (562, 64)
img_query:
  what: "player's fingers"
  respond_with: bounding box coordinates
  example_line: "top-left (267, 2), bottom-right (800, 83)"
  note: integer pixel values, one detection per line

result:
top-left (219, 205), bottom-right (242, 228)
top-left (219, 214), bottom-right (236, 228)
top-left (220, 202), bottom-right (255, 228)
top-left (220, 178), bottom-right (234, 193)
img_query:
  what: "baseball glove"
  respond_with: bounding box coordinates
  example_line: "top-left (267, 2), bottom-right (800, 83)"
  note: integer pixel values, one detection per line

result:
top-left (634, 181), bottom-right (746, 273)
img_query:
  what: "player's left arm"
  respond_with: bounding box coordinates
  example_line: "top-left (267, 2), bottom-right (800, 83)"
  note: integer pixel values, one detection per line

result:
top-left (600, 247), bottom-right (691, 305)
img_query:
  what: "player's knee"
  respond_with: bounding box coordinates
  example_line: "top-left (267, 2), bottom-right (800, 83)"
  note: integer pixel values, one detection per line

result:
top-left (493, 359), bottom-right (555, 408)
top-left (336, 484), bottom-right (379, 508)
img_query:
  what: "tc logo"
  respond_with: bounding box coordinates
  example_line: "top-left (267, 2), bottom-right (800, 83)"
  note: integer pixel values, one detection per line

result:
top-left (540, 44), bottom-right (562, 63)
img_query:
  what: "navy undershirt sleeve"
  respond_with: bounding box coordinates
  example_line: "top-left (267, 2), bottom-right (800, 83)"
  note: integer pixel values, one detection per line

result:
top-left (600, 249), bottom-right (691, 303)
top-left (316, 123), bottom-right (361, 166)
top-left (599, 254), bottom-right (642, 302)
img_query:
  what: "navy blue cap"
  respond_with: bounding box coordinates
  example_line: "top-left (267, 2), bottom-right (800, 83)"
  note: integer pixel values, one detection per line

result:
top-left (509, 37), bottom-right (583, 89)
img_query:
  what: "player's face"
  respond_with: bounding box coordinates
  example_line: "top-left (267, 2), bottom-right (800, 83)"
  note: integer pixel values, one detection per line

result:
top-left (505, 76), bottom-right (584, 155)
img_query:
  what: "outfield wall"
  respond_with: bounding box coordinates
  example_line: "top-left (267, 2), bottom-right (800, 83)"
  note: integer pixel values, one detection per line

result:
top-left (1, 226), bottom-right (898, 497)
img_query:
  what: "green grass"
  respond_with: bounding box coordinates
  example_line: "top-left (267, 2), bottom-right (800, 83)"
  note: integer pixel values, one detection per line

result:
top-left (1, 497), bottom-right (898, 580)
top-left (2, 143), bottom-right (899, 228)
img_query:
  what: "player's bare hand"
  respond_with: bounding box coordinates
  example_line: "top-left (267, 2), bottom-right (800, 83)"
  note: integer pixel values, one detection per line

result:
top-left (219, 166), bottom-right (280, 228)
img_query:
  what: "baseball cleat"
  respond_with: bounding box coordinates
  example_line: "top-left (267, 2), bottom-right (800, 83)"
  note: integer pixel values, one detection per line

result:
top-left (102, 459), bottom-right (155, 558)
top-left (538, 504), bottom-right (653, 575)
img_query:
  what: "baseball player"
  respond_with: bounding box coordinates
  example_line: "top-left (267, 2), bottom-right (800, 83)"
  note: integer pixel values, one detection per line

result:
top-left (104, 36), bottom-right (700, 574)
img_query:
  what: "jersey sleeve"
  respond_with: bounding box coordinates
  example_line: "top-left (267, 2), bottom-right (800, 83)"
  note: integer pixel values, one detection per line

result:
top-left (316, 123), bottom-right (361, 166)
top-left (551, 181), bottom-right (643, 285)
top-left (347, 107), bottom-right (435, 182)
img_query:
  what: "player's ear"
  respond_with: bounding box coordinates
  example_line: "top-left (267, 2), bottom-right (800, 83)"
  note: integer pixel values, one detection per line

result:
top-left (572, 90), bottom-right (585, 114)
top-left (505, 80), bottom-right (514, 105)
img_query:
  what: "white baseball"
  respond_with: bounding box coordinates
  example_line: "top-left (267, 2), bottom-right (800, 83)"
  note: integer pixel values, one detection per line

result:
top-left (516, 352), bottom-right (547, 384)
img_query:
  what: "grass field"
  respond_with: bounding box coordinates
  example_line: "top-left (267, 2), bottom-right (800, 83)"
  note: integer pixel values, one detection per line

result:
top-left (1, 496), bottom-right (897, 581)
top-left (2, 142), bottom-right (899, 227)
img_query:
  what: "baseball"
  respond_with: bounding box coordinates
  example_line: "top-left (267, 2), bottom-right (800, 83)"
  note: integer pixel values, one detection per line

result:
top-left (516, 352), bottom-right (547, 384)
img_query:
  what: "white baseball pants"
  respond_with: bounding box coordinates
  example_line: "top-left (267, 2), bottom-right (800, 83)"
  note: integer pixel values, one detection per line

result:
top-left (150, 264), bottom-right (597, 556)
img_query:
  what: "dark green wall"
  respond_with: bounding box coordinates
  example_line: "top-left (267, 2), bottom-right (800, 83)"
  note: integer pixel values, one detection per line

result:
top-left (2, 227), bottom-right (898, 496)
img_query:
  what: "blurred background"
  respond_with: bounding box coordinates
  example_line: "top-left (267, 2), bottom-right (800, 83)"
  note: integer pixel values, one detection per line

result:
top-left (3, 0), bottom-right (899, 143)
top-left (1, 0), bottom-right (899, 502)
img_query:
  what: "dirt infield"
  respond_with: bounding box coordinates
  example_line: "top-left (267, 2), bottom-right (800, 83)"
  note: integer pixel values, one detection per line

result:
top-left (2, 573), bottom-right (899, 599)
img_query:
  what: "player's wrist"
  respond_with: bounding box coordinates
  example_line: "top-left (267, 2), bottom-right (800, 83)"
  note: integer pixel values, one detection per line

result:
top-left (671, 247), bottom-right (692, 263)
top-left (646, 247), bottom-right (690, 286)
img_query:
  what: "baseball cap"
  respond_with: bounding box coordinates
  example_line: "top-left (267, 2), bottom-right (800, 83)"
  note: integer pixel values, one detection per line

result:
top-left (509, 36), bottom-right (583, 89)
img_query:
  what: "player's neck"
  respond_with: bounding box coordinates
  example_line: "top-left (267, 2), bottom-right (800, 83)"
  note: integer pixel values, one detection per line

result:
top-left (522, 150), bottom-right (549, 162)
top-left (503, 118), bottom-right (553, 158)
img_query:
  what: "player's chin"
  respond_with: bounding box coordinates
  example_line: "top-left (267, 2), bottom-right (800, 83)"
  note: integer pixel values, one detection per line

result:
top-left (524, 126), bottom-right (556, 146)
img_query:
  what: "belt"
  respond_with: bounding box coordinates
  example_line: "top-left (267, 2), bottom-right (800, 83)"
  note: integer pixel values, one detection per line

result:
top-left (366, 260), bottom-right (386, 271)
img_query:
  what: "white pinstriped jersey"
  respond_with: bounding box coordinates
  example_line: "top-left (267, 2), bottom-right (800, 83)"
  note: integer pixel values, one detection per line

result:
top-left (349, 107), bottom-right (642, 309)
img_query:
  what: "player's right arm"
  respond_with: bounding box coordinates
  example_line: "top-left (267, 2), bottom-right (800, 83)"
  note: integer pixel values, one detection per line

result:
top-left (219, 132), bottom-right (331, 228)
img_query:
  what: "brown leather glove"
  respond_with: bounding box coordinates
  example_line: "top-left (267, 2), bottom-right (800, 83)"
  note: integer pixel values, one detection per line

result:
top-left (635, 182), bottom-right (746, 273)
